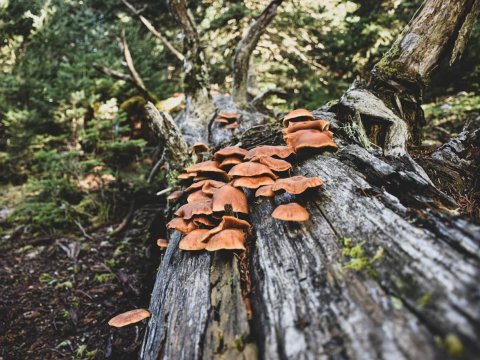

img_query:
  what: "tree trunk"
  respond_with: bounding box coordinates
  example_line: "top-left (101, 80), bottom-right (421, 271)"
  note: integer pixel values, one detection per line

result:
top-left (140, 1), bottom-right (480, 359)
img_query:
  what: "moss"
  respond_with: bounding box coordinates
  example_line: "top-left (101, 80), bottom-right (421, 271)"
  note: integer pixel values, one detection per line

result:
top-left (231, 334), bottom-right (246, 352)
top-left (436, 333), bottom-right (464, 358)
top-left (339, 237), bottom-right (384, 276)
top-left (417, 292), bottom-right (432, 308)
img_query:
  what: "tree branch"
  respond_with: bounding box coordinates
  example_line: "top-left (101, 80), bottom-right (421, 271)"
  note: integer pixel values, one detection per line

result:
top-left (119, 29), bottom-right (158, 103)
top-left (93, 64), bottom-right (132, 83)
top-left (232, 0), bottom-right (284, 108)
top-left (121, 0), bottom-right (184, 62)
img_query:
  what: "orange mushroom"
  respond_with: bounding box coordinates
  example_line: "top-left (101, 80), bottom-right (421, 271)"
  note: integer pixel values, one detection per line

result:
top-left (219, 156), bottom-right (243, 170)
top-left (228, 162), bottom-right (278, 179)
top-left (252, 156), bottom-right (292, 172)
top-left (187, 190), bottom-right (212, 203)
top-left (205, 229), bottom-right (246, 251)
top-left (226, 123), bottom-right (239, 129)
top-left (178, 172), bottom-right (197, 180)
top-left (232, 176), bottom-right (275, 189)
top-left (185, 160), bottom-right (225, 174)
top-left (156, 239), bottom-right (168, 249)
top-left (218, 111), bottom-right (239, 120)
top-left (214, 118), bottom-right (229, 124)
top-left (179, 229), bottom-right (209, 251)
top-left (192, 216), bottom-right (217, 227)
top-left (167, 217), bottom-right (198, 234)
top-left (167, 190), bottom-right (183, 200)
top-left (212, 185), bottom-right (248, 213)
top-left (214, 146), bottom-right (247, 160)
top-left (282, 119), bottom-right (330, 135)
top-left (284, 130), bottom-right (337, 152)
top-left (244, 145), bottom-right (295, 160)
top-left (192, 142), bottom-right (209, 153)
top-left (282, 108), bottom-right (315, 126)
top-left (185, 180), bottom-right (225, 193)
top-left (108, 309), bottom-right (151, 328)
top-left (199, 215), bottom-right (251, 242)
top-left (272, 176), bottom-right (323, 195)
top-left (255, 185), bottom-right (275, 197)
top-left (272, 202), bottom-right (310, 221)
top-left (174, 200), bottom-right (213, 220)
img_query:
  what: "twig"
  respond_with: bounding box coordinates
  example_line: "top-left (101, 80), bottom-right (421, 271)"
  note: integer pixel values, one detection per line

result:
top-left (110, 199), bottom-right (136, 237)
top-left (74, 220), bottom-right (94, 240)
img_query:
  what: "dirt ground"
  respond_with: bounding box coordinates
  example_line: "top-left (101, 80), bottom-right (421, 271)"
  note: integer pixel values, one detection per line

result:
top-left (0, 206), bottom-right (164, 359)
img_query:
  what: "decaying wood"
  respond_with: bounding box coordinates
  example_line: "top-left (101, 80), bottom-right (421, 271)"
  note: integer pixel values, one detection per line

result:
top-left (145, 102), bottom-right (189, 167)
top-left (121, 0), bottom-right (185, 62)
top-left (232, 0), bottom-right (284, 108)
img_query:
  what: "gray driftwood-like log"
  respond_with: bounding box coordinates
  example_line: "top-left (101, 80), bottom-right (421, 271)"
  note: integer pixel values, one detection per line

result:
top-left (140, 1), bottom-right (480, 359)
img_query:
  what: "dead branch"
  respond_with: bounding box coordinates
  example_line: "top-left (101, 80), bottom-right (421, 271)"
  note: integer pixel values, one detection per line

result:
top-left (232, 0), bottom-right (284, 108)
top-left (121, 0), bottom-right (185, 61)
top-left (93, 64), bottom-right (132, 83)
top-left (120, 29), bottom-right (158, 103)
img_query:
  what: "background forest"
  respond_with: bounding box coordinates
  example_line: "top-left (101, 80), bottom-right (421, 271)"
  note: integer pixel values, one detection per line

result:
top-left (0, 0), bottom-right (479, 358)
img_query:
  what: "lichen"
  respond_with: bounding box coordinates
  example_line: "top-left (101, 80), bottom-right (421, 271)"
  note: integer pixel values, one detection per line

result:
top-left (436, 333), bottom-right (464, 358)
top-left (339, 238), bottom-right (384, 276)
top-left (231, 334), bottom-right (246, 351)
top-left (416, 292), bottom-right (432, 308)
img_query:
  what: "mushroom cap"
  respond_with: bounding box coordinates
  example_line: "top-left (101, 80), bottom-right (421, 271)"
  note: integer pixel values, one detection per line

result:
top-left (156, 239), bottom-right (168, 249)
top-left (219, 156), bottom-right (243, 170)
top-left (282, 108), bottom-right (314, 126)
top-left (192, 142), bottom-right (209, 153)
top-left (167, 190), bottom-right (184, 200)
top-left (253, 156), bottom-right (292, 172)
top-left (214, 117), bottom-right (229, 124)
top-left (187, 190), bottom-right (212, 203)
top-left (178, 172), bottom-right (197, 180)
top-left (232, 176), bottom-right (275, 189)
top-left (108, 309), bottom-right (151, 328)
top-left (226, 122), bottom-right (239, 129)
top-left (201, 181), bottom-right (223, 195)
top-left (192, 216), bottom-right (217, 227)
top-left (212, 185), bottom-right (248, 213)
top-left (185, 160), bottom-right (224, 174)
top-left (282, 119), bottom-right (330, 135)
top-left (205, 229), bottom-right (246, 251)
top-left (179, 229), bottom-right (209, 251)
top-left (228, 162), bottom-right (278, 179)
top-left (174, 200), bottom-right (213, 219)
top-left (272, 176), bottom-right (323, 195)
top-left (285, 130), bottom-right (337, 152)
top-left (185, 180), bottom-right (226, 193)
top-left (199, 215), bottom-right (251, 242)
top-left (272, 202), bottom-right (310, 221)
top-left (218, 111), bottom-right (239, 119)
top-left (255, 185), bottom-right (275, 197)
top-left (214, 146), bottom-right (247, 160)
top-left (244, 145), bottom-right (295, 160)
top-left (167, 217), bottom-right (198, 234)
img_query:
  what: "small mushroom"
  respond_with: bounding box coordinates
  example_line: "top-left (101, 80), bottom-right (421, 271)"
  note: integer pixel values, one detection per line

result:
top-left (282, 108), bottom-right (315, 126)
top-left (156, 239), bottom-right (168, 249)
top-left (255, 185), bottom-right (275, 197)
top-left (192, 216), bottom-right (217, 227)
top-left (192, 142), bottom-right (209, 153)
top-left (187, 190), bottom-right (212, 203)
top-left (219, 156), bottom-right (243, 170)
top-left (226, 122), bottom-right (239, 129)
top-left (214, 118), bottom-right (229, 124)
top-left (272, 202), bottom-right (310, 221)
top-left (205, 229), bottom-right (246, 251)
top-left (185, 180), bottom-right (226, 193)
top-left (178, 172), bottom-right (197, 180)
top-left (174, 200), bottom-right (213, 220)
top-left (179, 229), bottom-right (209, 251)
top-left (167, 217), bottom-right (198, 234)
top-left (214, 146), bottom-right (247, 161)
top-left (108, 309), bottom-right (151, 328)
top-left (272, 176), bottom-right (323, 195)
top-left (232, 176), bottom-right (275, 189)
top-left (218, 111), bottom-right (239, 120)
top-left (228, 162), bottom-right (278, 179)
top-left (284, 130), bottom-right (337, 152)
top-left (212, 185), bottom-right (248, 213)
top-left (244, 145), bottom-right (295, 160)
top-left (282, 119), bottom-right (330, 135)
top-left (185, 160), bottom-right (225, 174)
top-left (199, 215), bottom-right (252, 242)
top-left (252, 156), bottom-right (292, 172)
top-left (167, 190), bottom-right (184, 200)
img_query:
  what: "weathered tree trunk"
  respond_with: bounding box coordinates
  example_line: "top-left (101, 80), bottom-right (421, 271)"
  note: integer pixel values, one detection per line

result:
top-left (140, 1), bottom-right (480, 359)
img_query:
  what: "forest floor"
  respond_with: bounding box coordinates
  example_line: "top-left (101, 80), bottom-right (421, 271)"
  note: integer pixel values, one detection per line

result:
top-left (0, 206), bottom-right (163, 360)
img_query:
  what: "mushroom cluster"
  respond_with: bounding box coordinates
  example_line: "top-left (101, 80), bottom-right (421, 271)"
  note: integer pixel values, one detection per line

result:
top-left (165, 108), bottom-right (337, 252)
top-left (214, 111), bottom-right (241, 130)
